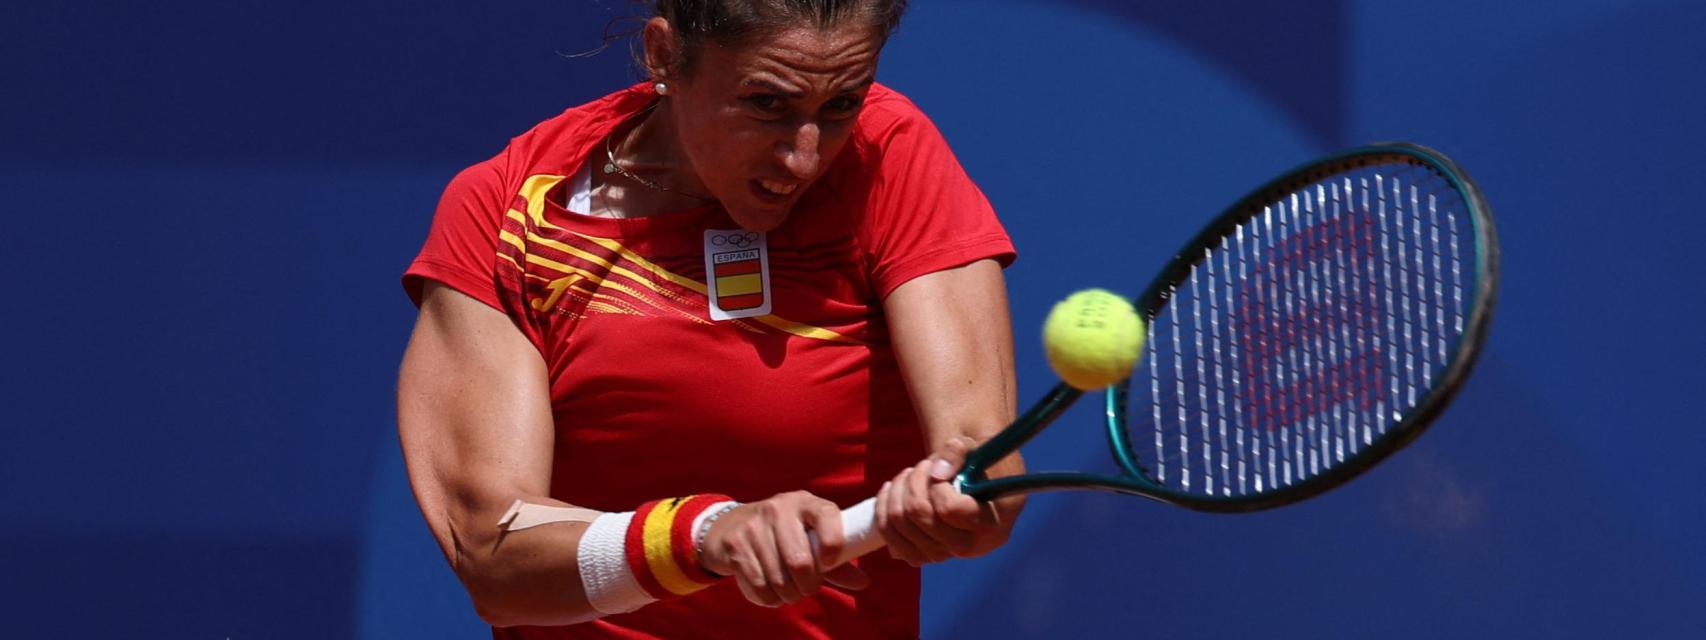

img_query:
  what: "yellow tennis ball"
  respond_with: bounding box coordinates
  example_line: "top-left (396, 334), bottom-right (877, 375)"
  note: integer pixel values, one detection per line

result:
top-left (1043, 289), bottom-right (1146, 391)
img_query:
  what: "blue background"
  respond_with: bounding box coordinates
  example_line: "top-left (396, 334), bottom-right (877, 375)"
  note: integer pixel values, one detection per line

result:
top-left (3, 0), bottom-right (1703, 637)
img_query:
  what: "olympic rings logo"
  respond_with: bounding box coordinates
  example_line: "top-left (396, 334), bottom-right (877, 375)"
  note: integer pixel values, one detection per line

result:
top-left (711, 231), bottom-right (759, 248)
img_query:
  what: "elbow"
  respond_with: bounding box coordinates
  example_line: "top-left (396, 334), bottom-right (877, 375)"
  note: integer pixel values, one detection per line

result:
top-left (454, 560), bottom-right (519, 627)
top-left (429, 509), bottom-right (601, 626)
top-left (471, 600), bottom-right (601, 629)
top-left (472, 598), bottom-right (575, 630)
top-left (457, 563), bottom-right (601, 628)
top-left (462, 574), bottom-right (549, 628)
top-left (471, 596), bottom-right (524, 629)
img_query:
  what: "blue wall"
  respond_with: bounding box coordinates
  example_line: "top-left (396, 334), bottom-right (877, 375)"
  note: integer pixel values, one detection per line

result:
top-left (3, 1), bottom-right (1702, 637)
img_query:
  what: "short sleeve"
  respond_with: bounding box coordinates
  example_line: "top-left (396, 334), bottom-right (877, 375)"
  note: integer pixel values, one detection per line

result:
top-left (859, 100), bottom-right (1015, 299)
top-left (402, 154), bottom-right (509, 310)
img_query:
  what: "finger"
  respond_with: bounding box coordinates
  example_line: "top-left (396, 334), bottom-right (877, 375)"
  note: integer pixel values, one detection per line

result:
top-left (824, 562), bottom-right (871, 592)
top-left (802, 500), bottom-right (844, 568)
top-left (893, 468), bottom-right (953, 564)
top-left (724, 539), bottom-right (780, 607)
top-left (749, 519), bottom-right (798, 605)
top-left (929, 479), bottom-right (989, 534)
top-left (873, 481), bottom-right (893, 540)
top-left (774, 510), bottom-right (823, 602)
top-left (929, 436), bottom-right (975, 481)
top-left (889, 515), bottom-right (946, 565)
top-left (882, 469), bottom-right (926, 565)
top-left (736, 576), bottom-right (782, 608)
top-left (903, 461), bottom-right (964, 561)
top-left (903, 459), bottom-right (938, 530)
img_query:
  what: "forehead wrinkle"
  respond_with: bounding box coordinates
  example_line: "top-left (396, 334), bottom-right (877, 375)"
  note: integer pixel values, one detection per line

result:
top-left (730, 26), bottom-right (880, 94)
top-left (743, 66), bottom-right (873, 97)
top-left (740, 54), bottom-right (876, 97)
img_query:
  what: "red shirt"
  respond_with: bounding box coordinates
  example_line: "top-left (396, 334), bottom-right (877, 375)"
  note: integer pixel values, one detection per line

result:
top-left (404, 82), bottom-right (1014, 639)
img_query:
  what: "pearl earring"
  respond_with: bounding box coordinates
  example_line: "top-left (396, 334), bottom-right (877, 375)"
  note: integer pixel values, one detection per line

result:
top-left (655, 82), bottom-right (668, 95)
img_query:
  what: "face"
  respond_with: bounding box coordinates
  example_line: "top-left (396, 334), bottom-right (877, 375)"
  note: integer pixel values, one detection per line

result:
top-left (654, 20), bottom-right (883, 231)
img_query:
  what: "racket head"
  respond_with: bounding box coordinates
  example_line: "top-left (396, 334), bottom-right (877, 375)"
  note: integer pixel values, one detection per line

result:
top-left (962, 143), bottom-right (1499, 512)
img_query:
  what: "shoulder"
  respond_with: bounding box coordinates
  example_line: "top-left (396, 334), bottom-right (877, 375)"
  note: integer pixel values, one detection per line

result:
top-left (484, 83), bottom-right (655, 182)
top-left (852, 83), bottom-right (937, 150)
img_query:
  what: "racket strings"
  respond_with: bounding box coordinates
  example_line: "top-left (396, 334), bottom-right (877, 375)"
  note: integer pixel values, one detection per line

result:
top-left (1136, 160), bottom-right (1471, 498)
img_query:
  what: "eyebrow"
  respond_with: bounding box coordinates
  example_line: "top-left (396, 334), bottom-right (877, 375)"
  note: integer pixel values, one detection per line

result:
top-left (741, 77), bottom-right (874, 98)
top-left (741, 78), bottom-right (805, 98)
top-left (839, 78), bottom-right (875, 94)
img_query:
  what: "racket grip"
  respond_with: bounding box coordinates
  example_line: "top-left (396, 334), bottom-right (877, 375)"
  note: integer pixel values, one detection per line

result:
top-left (809, 497), bottom-right (884, 567)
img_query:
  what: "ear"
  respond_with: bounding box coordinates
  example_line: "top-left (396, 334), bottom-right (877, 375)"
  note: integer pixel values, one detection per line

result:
top-left (641, 16), bottom-right (680, 81)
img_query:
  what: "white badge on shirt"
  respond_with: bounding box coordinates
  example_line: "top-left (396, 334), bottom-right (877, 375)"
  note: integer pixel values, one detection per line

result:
top-left (702, 229), bottom-right (772, 320)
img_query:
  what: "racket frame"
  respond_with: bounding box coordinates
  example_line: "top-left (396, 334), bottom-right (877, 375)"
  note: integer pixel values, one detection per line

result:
top-left (955, 142), bottom-right (1500, 512)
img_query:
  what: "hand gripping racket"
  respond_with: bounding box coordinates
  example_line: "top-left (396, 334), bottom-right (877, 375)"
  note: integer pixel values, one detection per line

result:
top-left (824, 142), bottom-right (1499, 565)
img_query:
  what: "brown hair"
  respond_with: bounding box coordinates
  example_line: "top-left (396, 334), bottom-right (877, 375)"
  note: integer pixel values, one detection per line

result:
top-left (650, 0), bottom-right (908, 75)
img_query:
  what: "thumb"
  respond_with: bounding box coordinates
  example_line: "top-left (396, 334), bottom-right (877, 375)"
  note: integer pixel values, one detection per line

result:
top-left (929, 436), bottom-right (976, 481)
top-left (823, 562), bottom-right (870, 592)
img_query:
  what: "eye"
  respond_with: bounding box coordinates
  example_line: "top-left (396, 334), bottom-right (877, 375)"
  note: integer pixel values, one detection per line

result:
top-left (744, 94), bottom-right (784, 115)
top-left (821, 96), bottom-right (864, 121)
top-left (826, 96), bottom-right (861, 112)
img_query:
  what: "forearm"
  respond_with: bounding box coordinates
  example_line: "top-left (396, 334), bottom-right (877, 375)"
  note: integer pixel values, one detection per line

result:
top-left (881, 260), bottom-right (1029, 557)
top-left (438, 494), bottom-right (598, 627)
top-left (439, 490), bottom-right (748, 626)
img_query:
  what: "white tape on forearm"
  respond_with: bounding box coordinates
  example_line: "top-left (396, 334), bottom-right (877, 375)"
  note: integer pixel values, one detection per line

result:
top-left (576, 512), bottom-right (655, 615)
top-left (497, 499), bottom-right (601, 532)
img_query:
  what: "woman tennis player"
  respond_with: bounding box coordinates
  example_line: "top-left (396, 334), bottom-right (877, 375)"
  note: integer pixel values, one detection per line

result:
top-left (397, 1), bottom-right (1025, 637)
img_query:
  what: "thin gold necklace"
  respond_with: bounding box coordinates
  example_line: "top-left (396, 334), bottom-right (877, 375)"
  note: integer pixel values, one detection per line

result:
top-left (603, 102), bottom-right (712, 201)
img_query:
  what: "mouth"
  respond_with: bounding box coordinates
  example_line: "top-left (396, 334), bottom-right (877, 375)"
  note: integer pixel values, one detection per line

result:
top-left (750, 179), bottom-right (800, 205)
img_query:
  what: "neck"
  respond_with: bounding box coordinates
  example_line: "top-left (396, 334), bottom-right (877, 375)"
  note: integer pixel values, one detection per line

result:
top-left (617, 99), bottom-right (708, 196)
top-left (590, 99), bottom-right (715, 218)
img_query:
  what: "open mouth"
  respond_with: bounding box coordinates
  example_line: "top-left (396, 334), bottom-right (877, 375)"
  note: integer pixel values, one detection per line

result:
top-left (750, 179), bottom-right (800, 205)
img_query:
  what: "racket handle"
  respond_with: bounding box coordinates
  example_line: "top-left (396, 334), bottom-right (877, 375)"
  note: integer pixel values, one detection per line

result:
top-left (809, 497), bottom-right (884, 567)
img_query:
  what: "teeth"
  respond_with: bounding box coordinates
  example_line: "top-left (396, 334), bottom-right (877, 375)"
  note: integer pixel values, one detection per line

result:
top-left (760, 180), bottom-right (797, 195)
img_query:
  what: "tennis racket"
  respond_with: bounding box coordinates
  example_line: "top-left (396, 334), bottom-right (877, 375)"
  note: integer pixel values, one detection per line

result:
top-left (825, 142), bottom-right (1499, 565)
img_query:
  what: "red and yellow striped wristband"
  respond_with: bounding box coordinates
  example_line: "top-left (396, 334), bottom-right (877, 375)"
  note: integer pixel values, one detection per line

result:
top-left (623, 494), bottom-right (732, 599)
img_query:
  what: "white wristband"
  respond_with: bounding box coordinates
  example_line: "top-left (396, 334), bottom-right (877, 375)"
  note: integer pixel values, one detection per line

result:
top-left (576, 512), bottom-right (655, 615)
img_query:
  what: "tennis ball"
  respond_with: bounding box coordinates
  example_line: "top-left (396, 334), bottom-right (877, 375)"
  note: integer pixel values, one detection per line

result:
top-left (1043, 289), bottom-right (1146, 391)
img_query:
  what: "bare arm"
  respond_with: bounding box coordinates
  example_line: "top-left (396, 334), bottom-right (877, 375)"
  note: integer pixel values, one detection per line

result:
top-left (397, 281), bottom-right (595, 626)
top-left (876, 259), bottom-right (1026, 564)
top-left (400, 281), bottom-right (864, 620)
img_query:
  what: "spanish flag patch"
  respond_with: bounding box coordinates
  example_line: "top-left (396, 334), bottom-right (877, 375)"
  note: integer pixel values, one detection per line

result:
top-left (703, 229), bottom-right (772, 320)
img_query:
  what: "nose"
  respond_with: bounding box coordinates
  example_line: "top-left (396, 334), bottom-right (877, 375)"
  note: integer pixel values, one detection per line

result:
top-left (779, 121), bottom-right (821, 179)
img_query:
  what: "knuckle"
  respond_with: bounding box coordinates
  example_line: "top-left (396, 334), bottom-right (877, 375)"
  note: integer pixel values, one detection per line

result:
top-left (905, 497), bottom-right (932, 520)
top-left (738, 519), bottom-right (763, 537)
top-left (738, 564), bottom-right (765, 586)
